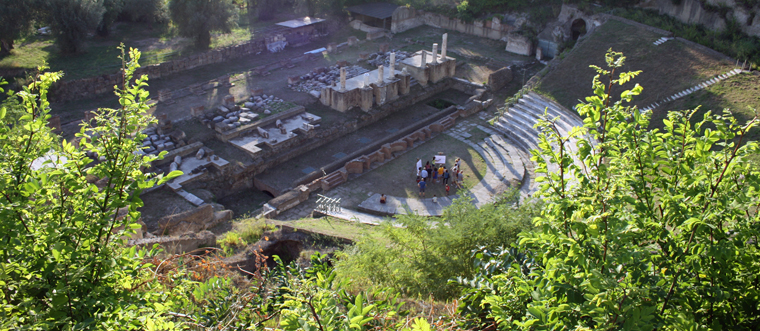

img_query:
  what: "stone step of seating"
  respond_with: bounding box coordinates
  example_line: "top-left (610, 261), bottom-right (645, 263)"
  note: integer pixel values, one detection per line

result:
top-left (476, 140), bottom-right (507, 183)
top-left (524, 92), bottom-right (585, 128)
top-left (503, 105), bottom-right (584, 165)
top-left (485, 136), bottom-right (523, 183)
top-left (508, 104), bottom-right (580, 156)
top-left (493, 121), bottom-right (535, 155)
top-left (497, 116), bottom-right (539, 148)
top-left (511, 102), bottom-right (575, 136)
top-left (490, 134), bottom-right (526, 180)
top-left (494, 120), bottom-right (560, 175)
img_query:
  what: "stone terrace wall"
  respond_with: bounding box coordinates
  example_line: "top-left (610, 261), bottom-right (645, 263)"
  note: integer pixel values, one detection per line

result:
top-left (392, 7), bottom-right (514, 40)
top-left (49, 40), bottom-right (268, 103)
top-left (47, 21), bottom-right (335, 104)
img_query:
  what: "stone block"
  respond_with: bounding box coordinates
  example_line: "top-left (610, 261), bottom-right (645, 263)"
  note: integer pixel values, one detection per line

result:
top-left (190, 105), bottom-right (205, 118)
top-left (487, 67), bottom-right (513, 91)
top-left (158, 204), bottom-right (214, 236)
top-left (223, 94), bottom-right (235, 106)
top-left (345, 160), bottom-right (364, 174)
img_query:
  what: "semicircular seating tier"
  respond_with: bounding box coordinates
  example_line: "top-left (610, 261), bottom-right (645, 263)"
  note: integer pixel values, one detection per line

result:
top-left (490, 91), bottom-right (589, 196)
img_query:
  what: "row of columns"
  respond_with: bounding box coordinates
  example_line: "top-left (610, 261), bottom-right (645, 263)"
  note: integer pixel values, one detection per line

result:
top-left (419, 33), bottom-right (448, 69)
top-left (339, 52), bottom-right (403, 91)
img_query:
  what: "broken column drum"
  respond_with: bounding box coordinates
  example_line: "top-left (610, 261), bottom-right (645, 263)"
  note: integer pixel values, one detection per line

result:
top-left (363, 73), bottom-right (370, 88)
top-left (432, 43), bottom-right (438, 63)
top-left (377, 65), bottom-right (384, 84)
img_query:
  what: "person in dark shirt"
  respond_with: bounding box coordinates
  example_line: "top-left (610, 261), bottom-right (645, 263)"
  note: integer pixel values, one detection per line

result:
top-left (418, 178), bottom-right (426, 197)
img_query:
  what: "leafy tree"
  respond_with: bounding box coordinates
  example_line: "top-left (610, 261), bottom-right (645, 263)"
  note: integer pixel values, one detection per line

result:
top-left (169, 0), bottom-right (238, 49)
top-left (43, 0), bottom-right (105, 53)
top-left (120, 0), bottom-right (167, 23)
top-left (0, 0), bottom-right (38, 54)
top-left (458, 50), bottom-right (760, 329)
top-left (96, 0), bottom-right (125, 36)
top-left (0, 46), bottom-right (179, 328)
top-left (336, 190), bottom-right (539, 299)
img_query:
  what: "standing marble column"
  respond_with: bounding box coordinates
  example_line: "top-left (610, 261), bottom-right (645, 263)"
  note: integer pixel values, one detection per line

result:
top-left (441, 33), bottom-right (448, 60)
top-left (377, 65), bottom-right (384, 84)
top-left (432, 43), bottom-right (438, 63)
top-left (389, 52), bottom-right (396, 76)
top-left (420, 51), bottom-right (427, 68)
top-left (340, 67), bottom-right (346, 91)
top-left (363, 73), bottom-right (370, 88)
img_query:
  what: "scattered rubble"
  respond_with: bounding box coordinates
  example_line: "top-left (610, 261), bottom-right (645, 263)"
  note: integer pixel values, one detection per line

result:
top-left (139, 127), bottom-right (184, 155)
top-left (198, 94), bottom-right (294, 132)
top-left (289, 65), bottom-right (369, 93)
top-left (365, 50), bottom-right (412, 67)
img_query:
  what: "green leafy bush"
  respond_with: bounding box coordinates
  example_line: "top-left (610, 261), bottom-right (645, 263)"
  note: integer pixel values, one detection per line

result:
top-left (335, 190), bottom-right (540, 299)
top-left (219, 217), bottom-right (271, 254)
top-left (0, 45), bottom-right (180, 328)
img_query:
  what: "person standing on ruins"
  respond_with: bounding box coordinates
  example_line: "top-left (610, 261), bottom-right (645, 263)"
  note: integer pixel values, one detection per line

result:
top-left (416, 158), bottom-right (422, 177)
top-left (442, 167), bottom-right (450, 185)
top-left (457, 170), bottom-right (464, 189)
top-left (418, 178), bottom-right (427, 197)
top-left (437, 165), bottom-right (444, 184)
top-left (421, 168), bottom-right (428, 181)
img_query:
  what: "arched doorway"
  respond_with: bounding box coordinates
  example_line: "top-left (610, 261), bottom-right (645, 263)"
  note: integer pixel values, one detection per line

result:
top-left (571, 19), bottom-right (587, 40)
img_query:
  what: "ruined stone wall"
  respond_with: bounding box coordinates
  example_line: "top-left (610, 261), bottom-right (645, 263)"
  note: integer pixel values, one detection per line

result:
top-left (417, 11), bottom-right (513, 40)
top-left (130, 230), bottom-right (216, 254)
top-left (391, 6), bottom-right (424, 33)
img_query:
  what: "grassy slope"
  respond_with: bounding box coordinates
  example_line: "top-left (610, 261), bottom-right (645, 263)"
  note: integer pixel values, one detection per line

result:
top-left (537, 20), bottom-right (734, 114)
top-left (655, 72), bottom-right (760, 142)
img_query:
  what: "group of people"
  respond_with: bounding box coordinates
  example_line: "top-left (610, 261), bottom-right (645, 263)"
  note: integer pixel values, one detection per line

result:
top-left (416, 157), bottom-right (464, 198)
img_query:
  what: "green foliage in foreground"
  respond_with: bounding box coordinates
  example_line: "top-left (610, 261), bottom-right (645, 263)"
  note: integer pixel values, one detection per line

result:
top-left (456, 50), bottom-right (760, 329)
top-left (0, 46), bottom-right (415, 330)
top-left (0, 46), bottom-right (180, 328)
top-left (336, 190), bottom-right (540, 299)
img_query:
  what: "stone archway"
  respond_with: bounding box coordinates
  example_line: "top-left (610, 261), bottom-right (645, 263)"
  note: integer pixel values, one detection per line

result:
top-left (571, 19), bottom-right (587, 40)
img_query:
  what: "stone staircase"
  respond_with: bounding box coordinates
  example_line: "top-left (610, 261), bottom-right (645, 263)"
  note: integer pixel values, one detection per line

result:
top-left (320, 171), bottom-right (346, 191)
top-left (653, 37), bottom-right (673, 46)
top-left (641, 68), bottom-right (744, 112)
